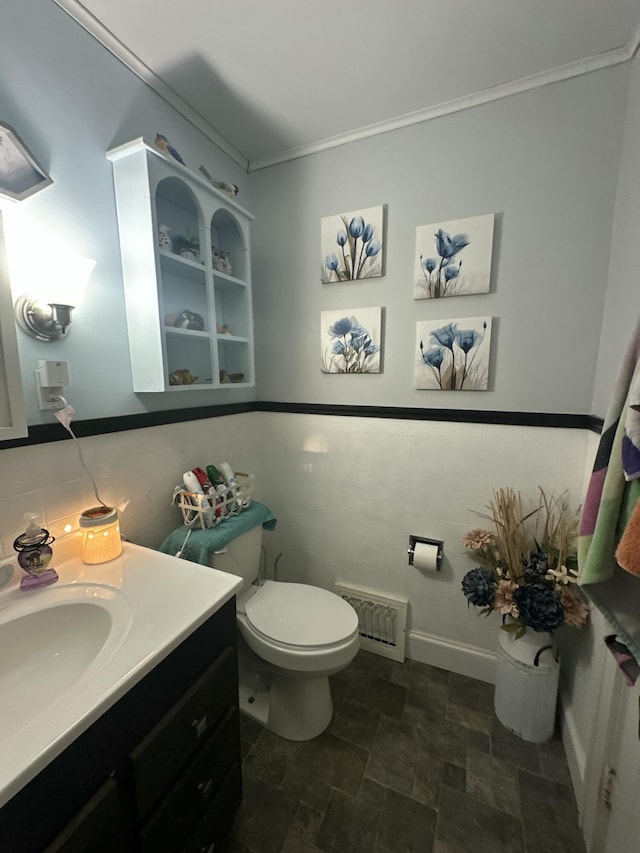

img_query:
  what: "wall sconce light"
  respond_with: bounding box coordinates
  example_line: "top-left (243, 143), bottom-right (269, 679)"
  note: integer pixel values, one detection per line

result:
top-left (15, 296), bottom-right (75, 341)
top-left (13, 254), bottom-right (95, 342)
top-left (79, 506), bottom-right (122, 565)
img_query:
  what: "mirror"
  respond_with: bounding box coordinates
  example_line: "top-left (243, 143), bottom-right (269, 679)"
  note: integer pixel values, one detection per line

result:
top-left (0, 210), bottom-right (27, 440)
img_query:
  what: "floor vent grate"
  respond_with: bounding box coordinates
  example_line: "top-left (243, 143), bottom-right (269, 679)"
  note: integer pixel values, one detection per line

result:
top-left (335, 582), bottom-right (408, 662)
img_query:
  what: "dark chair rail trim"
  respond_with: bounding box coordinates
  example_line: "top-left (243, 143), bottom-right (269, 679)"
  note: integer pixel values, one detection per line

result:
top-left (1, 402), bottom-right (604, 450)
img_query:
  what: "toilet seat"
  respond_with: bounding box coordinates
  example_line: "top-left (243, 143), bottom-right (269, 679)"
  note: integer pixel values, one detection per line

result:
top-left (243, 581), bottom-right (358, 649)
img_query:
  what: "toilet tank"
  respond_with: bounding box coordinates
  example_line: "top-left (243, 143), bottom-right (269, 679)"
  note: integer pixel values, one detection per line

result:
top-left (208, 523), bottom-right (263, 588)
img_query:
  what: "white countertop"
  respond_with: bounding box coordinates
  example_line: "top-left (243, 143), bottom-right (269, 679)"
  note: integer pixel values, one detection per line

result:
top-left (0, 540), bottom-right (241, 808)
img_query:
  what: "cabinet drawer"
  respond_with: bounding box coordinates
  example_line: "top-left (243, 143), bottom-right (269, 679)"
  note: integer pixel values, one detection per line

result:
top-left (44, 777), bottom-right (123, 853)
top-left (181, 761), bottom-right (242, 853)
top-left (131, 646), bottom-right (237, 819)
top-left (140, 706), bottom-right (240, 853)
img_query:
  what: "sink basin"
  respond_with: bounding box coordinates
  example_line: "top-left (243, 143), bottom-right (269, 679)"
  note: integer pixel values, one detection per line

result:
top-left (0, 586), bottom-right (132, 745)
top-left (0, 541), bottom-right (242, 809)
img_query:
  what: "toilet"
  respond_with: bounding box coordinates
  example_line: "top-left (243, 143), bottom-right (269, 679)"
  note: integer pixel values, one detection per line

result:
top-left (209, 524), bottom-right (360, 741)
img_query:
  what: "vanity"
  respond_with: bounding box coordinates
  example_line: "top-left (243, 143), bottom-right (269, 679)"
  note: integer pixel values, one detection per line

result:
top-left (0, 542), bottom-right (243, 852)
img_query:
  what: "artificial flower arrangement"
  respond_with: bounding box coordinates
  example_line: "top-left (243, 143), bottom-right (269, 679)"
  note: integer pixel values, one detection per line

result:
top-left (461, 487), bottom-right (590, 638)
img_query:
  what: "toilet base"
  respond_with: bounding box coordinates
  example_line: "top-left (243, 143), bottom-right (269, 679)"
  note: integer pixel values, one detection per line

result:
top-left (238, 650), bottom-right (334, 741)
top-left (238, 679), bottom-right (270, 728)
top-left (267, 672), bottom-right (333, 741)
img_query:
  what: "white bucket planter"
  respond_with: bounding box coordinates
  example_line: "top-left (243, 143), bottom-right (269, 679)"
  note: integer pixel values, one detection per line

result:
top-left (494, 627), bottom-right (559, 743)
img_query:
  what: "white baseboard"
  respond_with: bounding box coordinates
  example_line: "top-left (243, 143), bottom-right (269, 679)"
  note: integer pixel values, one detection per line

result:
top-left (407, 629), bottom-right (496, 684)
top-left (559, 681), bottom-right (587, 801)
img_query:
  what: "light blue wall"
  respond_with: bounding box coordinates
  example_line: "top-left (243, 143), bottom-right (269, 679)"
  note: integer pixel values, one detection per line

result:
top-left (0, 0), bottom-right (636, 428)
top-left (0, 0), bottom-right (253, 425)
top-left (249, 69), bottom-right (630, 414)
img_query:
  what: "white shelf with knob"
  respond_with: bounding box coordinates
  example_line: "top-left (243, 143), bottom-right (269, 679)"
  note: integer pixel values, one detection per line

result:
top-left (106, 138), bottom-right (255, 392)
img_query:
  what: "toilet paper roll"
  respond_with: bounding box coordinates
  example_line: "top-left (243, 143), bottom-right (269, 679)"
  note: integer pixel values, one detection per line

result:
top-left (412, 541), bottom-right (440, 571)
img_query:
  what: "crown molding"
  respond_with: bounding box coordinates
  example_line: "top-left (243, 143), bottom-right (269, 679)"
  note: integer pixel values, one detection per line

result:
top-left (627, 23), bottom-right (640, 59)
top-left (52, 0), bottom-right (248, 170)
top-left (248, 43), bottom-right (634, 171)
top-left (53, 1), bottom-right (638, 173)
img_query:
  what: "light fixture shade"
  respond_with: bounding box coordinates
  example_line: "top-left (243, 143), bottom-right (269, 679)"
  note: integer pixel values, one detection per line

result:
top-left (47, 254), bottom-right (96, 308)
top-left (79, 506), bottom-right (122, 565)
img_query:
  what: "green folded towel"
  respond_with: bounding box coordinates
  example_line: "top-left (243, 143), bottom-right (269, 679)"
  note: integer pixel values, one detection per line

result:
top-left (159, 501), bottom-right (277, 565)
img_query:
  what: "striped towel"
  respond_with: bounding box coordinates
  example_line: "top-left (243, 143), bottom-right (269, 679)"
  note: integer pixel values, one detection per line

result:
top-left (579, 318), bottom-right (640, 585)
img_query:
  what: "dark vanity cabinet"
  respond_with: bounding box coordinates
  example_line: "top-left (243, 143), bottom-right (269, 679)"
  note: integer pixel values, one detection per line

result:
top-left (0, 597), bottom-right (241, 853)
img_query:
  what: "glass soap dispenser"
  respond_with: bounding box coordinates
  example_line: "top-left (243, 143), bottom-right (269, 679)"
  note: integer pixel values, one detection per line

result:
top-left (13, 513), bottom-right (58, 590)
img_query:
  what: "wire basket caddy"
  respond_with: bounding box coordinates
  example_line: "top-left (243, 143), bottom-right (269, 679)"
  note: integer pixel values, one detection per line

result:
top-left (174, 473), bottom-right (254, 530)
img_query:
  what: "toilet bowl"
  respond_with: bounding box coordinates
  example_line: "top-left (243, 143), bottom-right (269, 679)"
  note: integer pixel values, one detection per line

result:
top-left (209, 526), bottom-right (359, 740)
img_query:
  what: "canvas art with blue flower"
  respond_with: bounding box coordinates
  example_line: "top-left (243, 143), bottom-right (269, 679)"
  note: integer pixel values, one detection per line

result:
top-left (321, 205), bottom-right (384, 284)
top-left (413, 214), bottom-right (495, 300)
top-left (461, 487), bottom-right (590, 638)
top-left (321, 308), bottom-right (381, 374)
top-left (415, 317), bottom-right (491, 391)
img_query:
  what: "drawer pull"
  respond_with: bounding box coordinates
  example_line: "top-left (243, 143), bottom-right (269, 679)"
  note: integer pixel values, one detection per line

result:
top-left (192, 715), bottom-right (208, 738)
top-left (198, 778), bottom-right (213, 801)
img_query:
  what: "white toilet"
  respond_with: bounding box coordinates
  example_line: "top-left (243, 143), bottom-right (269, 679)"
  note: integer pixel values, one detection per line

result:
top-left (209, 524), bottom-right (360, 741)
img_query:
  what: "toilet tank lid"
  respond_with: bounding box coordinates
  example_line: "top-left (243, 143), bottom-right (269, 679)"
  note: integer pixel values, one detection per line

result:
top-left (245, 581), bottom-right (358, 647)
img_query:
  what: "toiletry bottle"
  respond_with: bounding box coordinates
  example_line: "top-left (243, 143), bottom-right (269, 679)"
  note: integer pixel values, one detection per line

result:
top-left (13, 513), bottom-right (58, 589)
top-left (192, 467), bottom-right (214, 494)
top-left (206, 464), bottom-right (230, 516)
top-left (206, 464), bottom-right (225, 488)
top-left (218, 462), bottom-right (237, 487)
top-left (218, 462), bottom-right (238, 512)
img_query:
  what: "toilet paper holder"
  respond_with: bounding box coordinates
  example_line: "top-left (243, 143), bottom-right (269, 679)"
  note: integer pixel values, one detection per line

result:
top-left (408, 535), bottom-right (443, 570)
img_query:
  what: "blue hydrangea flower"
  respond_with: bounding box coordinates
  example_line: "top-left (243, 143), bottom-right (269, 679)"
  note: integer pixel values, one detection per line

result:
top-left (461, 567), bottom-right (497, 606)
top-left (522, 551), bottom-right (549, 583)
top-left (513, 583), bottom-right (565, 632)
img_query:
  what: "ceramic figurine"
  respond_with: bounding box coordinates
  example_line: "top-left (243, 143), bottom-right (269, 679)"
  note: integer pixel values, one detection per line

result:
top-left (173, 227), bottom-right (200, 261)
top-left (198, 165), bottom-right (239, 199)
top-left (174, 310), bottom-right (205, 331)
top-left (179, 247), bottom-right (200, 261)
top-left (158, 224), bottom-right (173, 250)
top-left (169, 368), bottom-right (198, 385)
top-left (155, 133), bottom-right (185, 165)
top-left (212, 247), bottom-right (232, 275)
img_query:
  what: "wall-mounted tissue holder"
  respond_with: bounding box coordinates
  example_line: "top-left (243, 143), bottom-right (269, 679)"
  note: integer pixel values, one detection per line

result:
top-left (408, 535), bottom-right (443, 571)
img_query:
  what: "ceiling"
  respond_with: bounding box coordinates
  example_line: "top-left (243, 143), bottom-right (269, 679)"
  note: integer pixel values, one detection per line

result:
top-left (58, 0), bottom-right (640, 168)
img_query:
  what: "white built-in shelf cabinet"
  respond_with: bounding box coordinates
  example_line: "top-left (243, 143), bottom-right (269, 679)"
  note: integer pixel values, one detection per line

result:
top-left (106, 138), bottom-right (254, 392)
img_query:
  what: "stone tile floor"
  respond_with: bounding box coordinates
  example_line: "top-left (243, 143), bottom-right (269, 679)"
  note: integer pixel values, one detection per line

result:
top-left (222, 650), bottom-right (586, 853)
